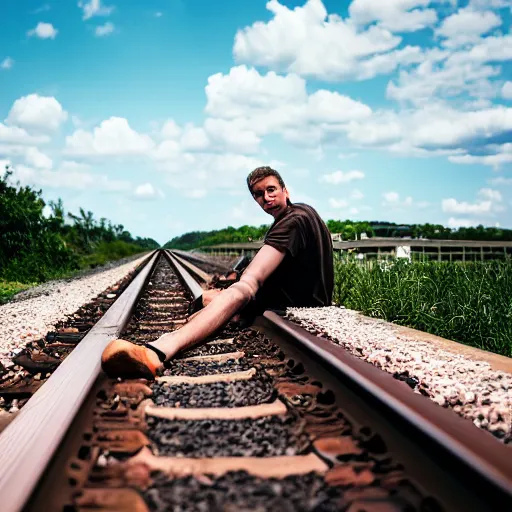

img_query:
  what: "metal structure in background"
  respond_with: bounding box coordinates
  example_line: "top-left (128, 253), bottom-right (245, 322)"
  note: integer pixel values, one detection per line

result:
top-left (198, 239), bottom-right (512, 262)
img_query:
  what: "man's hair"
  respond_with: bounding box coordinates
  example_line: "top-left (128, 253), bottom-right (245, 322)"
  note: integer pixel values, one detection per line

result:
top-left (246, 166), bottom-right (286, 194)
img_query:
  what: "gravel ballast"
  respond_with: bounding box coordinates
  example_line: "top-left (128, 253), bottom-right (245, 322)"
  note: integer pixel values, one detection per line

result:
top-left (287, 306), bottom-right (512, 443)
top-left (0, 254), bottom-right (150, 366)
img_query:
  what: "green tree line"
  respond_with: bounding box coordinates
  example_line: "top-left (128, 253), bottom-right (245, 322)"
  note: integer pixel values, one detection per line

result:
top-left (0, 166), bottom-right (159, 284)
top-left (165, 219), bottom-right (512, 250)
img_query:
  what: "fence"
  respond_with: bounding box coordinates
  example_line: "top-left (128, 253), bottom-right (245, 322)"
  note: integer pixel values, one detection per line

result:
top-left (197, 239), bottom-right (512, 262)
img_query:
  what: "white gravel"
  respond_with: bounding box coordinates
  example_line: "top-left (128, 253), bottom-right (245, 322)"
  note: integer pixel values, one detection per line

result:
top-left (0, 254), bottom-right (149, 367)
top-left (287, 306), bottom-right (512, 443)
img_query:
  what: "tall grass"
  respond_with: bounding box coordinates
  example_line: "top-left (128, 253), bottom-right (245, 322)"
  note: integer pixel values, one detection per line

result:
top-left (333, 258), bottom-right (512, 357)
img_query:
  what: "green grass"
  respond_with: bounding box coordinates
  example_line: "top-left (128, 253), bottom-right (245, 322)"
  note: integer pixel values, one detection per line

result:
top-left (333, 258), bottom-right (512, 357)
top-left (0, 280), bottom-right (35, 304)
top-left (0, 241), bottom-right (147, 304)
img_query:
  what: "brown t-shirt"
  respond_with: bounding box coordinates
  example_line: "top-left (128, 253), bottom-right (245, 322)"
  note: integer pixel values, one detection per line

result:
top-left (251, 203), bottom-right (334, 313)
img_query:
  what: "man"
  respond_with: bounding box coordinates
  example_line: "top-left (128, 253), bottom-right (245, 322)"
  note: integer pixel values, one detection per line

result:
top-left (101, 167), bottom-right (333, 379)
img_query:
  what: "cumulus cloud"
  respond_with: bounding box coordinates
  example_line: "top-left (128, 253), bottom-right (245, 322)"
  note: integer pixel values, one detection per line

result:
top-left (6, 94), bottom-right (68, 132)
top-left (134, 182), bottom-right (164, 199)
top-left (24, 147), bottom-right (52, 169)
top-left (442, 198), bottom-right (492, 214)
top-left (233, 0), bottom-right (424, 81)
top-left (449, 144), bottom-right (512, 168)
top-left (319, 170), bottom-right (365, 184)
top-left (350, 0), bottom-right (439, 33)
top-left (11, 164), bottom-right (129, 191)
top-left (28, 22), bottom-right (58, 39)
top-left (351, 189), bottom-right (364, 200)
top-left (204, 66), bottom-right (371, 148)
top-left (78, 0), bottom-right (114, 20)
top-left (95, 22), bottom-right (115, 37)
top-left (65, 117), bottom-right (155, 157)
top-left (447, 217), bottom-right (474, 228)
top-left (0, 124), bottom-right (50, 146)
top-left (179, 125), bottom-right (211, 152)
top-left (436, 7), bottom-right (502, 48)
top-left (343, 104), bottom-right (512, 160)
top-left (161, 119), bottom-right (182, 139)
top-left (502, 82), bottom-right (512, 99)
top-left (382, 191), bottom-right (415, 208)
top-left (478, 187), bottom-right (502, 201)
top-left (1, 57), bottom-right (14, 70)
top-left (387, 33), bottom-right (512, 106)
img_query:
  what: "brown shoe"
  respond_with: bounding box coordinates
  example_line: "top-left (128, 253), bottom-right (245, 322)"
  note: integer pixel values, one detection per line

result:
top-left (101, 339), bottom-right (162, 380)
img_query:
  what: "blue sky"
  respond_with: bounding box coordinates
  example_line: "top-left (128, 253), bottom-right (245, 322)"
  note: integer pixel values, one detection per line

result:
top-left (1, 0), bottom-right (511, 244)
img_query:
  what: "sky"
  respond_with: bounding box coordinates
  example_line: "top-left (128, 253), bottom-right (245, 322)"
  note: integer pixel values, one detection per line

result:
top-left (1, 0), bottom-right (511, 245)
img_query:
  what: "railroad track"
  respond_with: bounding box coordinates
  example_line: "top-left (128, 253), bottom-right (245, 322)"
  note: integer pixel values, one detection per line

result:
top-left (0, 249), bottom-right (510, 511)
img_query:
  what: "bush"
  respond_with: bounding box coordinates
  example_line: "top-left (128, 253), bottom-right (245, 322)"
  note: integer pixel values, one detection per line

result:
top-left (79, 241), bottom-right (145, 269)
top-left (333, 259), bottom-right (512, 357)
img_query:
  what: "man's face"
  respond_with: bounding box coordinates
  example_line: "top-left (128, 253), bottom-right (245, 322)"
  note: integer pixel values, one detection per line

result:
top-left (251, 176), bottom-right (290, 219)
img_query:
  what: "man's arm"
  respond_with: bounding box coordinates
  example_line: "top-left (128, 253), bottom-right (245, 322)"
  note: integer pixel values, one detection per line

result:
top-left (150, 244), bottom-right (286, 359)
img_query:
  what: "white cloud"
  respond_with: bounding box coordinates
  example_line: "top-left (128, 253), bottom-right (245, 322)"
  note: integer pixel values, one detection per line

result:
top-left (351, 189), bottom-right (364, 200)
top-left (382, 191), bottom-right (416, 208)
top-left (344, 104), bottom-right (512, 157)
top-left (24, 147), bottom-right (52, 169)
top-left (350, 0), bottom-right (439, 33)
top-left (95, 22), bottom-right (115, 37)
top-left (0, 159), bottom-right (12, 174)
top-left (134, 182), bottom-right (164, 199)
top-left (450, 144), bottom-right (512, 168)
top-left (205, 66), bottom-right (307, 120)
top-left (489, 176), bottom-right (512, 185)
top-left (469, 0), bottom-right (511, 9)
top-left (157, 152), bottom-right (264, 194)
top-left (502, 82), bottom-right (512, 99)
top-left (232, 0), bottom-right (423, 81)
top-left (78, 0), bottom-right (114, 20)
top-left (11, 164), bottom-right (129, 191)
top-left (447, 217), bottom-right (473, 228)
top-left (32, 4), bottom-right (51, 14)
top-left (65, 117), bottom-right (155, 157)
top-left (60, 160), bottom-right (91, 172)
top-left (436, 8), bottom-right (502, 48)
top-left (0, 125), bottom-right (50, 146)
top-left (179, 125), bottom-right (211, 152)
top-left (204, 65), bottom-right (371, 149)
top-left (320, 170), bottom-right (365, 184)
top-left (1, 57), bottom-right (14, 70)
top-left (383, 191), bottom-right (400, 203)
top-left (161, 119), bottom-right (182, 139)
top-left (28, 22), bottom-right (58, 39)
top-left (442, 198), bottom-right (493, 214)
top-left (478, 187), bottom-right (502, 201)
top-left (6, 94), bottom-right (68, 132)
top-left (387, 34), bottom-right (512, 106)
top-left (328, 198), bottom-right (349, 209)
top-left (203, 118), bottom-right (261, 154)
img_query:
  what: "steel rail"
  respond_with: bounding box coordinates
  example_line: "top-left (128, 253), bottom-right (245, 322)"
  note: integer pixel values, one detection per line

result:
top-left (170, 248), bottom-right (231, 273)
top-left (0, 251), bottom-right (159, 512)
top-left (168, 250), bottom-right (214, 284)
top-left (165, 251), bottom-right (204, 300)
top-left (257, 311), bottom-right (512, 509)
top-left (154, 251), bottom-right (512, 508)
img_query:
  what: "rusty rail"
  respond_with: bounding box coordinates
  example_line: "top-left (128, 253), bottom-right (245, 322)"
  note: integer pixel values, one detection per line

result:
top-left (0, 252), bottom-right (159, 512)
